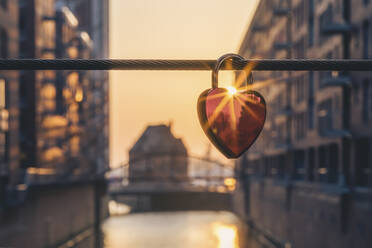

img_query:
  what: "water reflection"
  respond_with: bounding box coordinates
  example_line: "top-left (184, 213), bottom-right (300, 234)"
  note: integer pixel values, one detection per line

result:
top-left (212, 223), bottom-right (239, 248)
top-left (102, 211), bottom-right (243, 248)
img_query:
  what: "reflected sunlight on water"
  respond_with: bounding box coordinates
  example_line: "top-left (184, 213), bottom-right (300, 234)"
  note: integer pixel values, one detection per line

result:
top-left (212, 223), bottom-right (239, 248)
top-left (102, 211), bottom-right (244, 248)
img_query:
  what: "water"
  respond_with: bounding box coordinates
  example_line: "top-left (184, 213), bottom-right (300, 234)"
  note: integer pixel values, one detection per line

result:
top-left (102, 211), bottom-right (245, 248)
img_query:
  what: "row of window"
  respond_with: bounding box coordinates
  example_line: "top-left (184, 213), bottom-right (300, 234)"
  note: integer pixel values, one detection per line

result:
top-left (268, 97), bottom-right (334, 145)
top-left (245, 140), bottom-right (371, 187)
top-left (270, 78), bottom-right (372, 146)
top-left (293, 0), bottom-right (306, 29)
top-left (293, 74), bottom-right (307, 103)
top-left (245, 144), bottom-right (338, 184)
top-left (0, 28), bottom-right (8, 58)
top-left (0, 78), bottom-right (8, 173)
top-left (362, 80), bottom-right (372, 122)
top-left (294, 112), bottom-right (306, 140)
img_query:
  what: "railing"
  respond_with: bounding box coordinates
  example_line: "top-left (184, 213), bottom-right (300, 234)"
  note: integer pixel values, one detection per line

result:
top-left (106, 154), bottom-right (237, 193)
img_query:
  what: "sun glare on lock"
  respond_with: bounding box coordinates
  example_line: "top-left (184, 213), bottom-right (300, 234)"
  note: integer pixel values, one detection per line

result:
top-left (226, 86), bottom-right (237, 96)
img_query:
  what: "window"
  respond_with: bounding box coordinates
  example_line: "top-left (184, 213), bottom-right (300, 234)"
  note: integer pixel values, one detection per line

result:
top-left (318, 144), bottom-right (339, 184)
top-left (0, 28), bottom-right (8, 58)
top-left (362, 80), bottom-right (370, 122)
top-left (353, 83), bottom-right (360, 104)
top-left (294, 1), bottom-right (305, 29)
top-left (319, 4), bottom-right (333, 44)
top-left (307, 148), bottom-right (315, 181)
top-left (294, 75), bottom-right (306, 104)
top-left (294, 112), bottom-right (306, 140)
top-left (328, 144), bottom-right (339, 183)
top-left (276, 155), bottom-right (285, 179)
top-left (319, 52), bottom-right (333, 86)
top-left (294, 150), bottom-right (305, 180)
top-left (0, 79), bottom-right (5, 110)
top-left (308, 0), bottom-right (315, 47)
top-left (308, 99), bottom-right (315, 130)
top-left (363, 21), bottom-right (369, 59)
top-left (294, 38), bottom-right (305, 58)
top-left (308, 72), bottom-right (315, 129)
top-left (318, 99), bottom-right (333, 134)
top-left (0, 79), bottom-right (8, 169)
top-left (354, 139), bottom-right (370, 187)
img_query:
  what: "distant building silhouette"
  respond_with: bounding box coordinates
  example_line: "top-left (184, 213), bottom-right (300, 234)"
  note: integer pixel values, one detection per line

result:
top-left (129, 124), bottom-right (188, 182)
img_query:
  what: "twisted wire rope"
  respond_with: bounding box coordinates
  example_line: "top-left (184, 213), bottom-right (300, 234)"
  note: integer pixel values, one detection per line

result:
top-left (0, 59), bottom-right (371, 71)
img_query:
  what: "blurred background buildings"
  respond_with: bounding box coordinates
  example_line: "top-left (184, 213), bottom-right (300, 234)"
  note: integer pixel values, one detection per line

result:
top-left (0, 0), bottom-right (109, 188)
top-left (0, 0), bottom-right (109, 247)
top-left (1, 0), bottom-right (372, 247)
top-left (0, 0), bottom-right (19, 197)
top-left (237, 0), bottom-right (372, 247)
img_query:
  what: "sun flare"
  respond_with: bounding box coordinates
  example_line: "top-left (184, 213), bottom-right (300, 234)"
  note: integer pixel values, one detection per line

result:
top-left (226, 86), bottom-right (237, 96)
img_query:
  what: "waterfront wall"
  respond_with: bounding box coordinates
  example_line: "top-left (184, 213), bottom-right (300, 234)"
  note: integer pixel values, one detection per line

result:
top-left (0, 182), bottom-right (107, 248)
top-left (235, 177), bottom-right (372, 248)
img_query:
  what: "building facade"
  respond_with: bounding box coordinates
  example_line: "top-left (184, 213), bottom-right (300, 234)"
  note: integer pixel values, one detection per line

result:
top-left (237, 0), bottom-right (372, 247)
top-left (61, 0), bottom-right (110, 176)
top-left (17, 0), bottom-right (109, 184)
top-left (129, 124), bottom-right (188, 182)
top-left (0, 0), bottom-right (19, 194)
top-left (0, 1), bottom-right (109, 247)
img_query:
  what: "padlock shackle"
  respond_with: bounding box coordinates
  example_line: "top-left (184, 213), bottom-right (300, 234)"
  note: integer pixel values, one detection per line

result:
top-left (212, 53), bottom-right (247, 89)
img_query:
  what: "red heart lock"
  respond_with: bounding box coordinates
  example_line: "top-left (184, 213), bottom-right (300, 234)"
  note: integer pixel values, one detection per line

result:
top-left (197, 54), bottom-right (266, 158)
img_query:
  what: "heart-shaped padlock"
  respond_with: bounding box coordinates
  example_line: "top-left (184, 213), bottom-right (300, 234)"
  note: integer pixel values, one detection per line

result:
top-left (197, 54), bottom-right (266, 159)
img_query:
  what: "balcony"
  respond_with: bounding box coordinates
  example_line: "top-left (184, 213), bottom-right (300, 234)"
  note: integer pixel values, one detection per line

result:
top-left (320, 75), bottom-right (351, 88)
top-left (319, 129), bottom-right (351, 138)
top-left (321, 23), bottom-right (354, 35)
top-left (252, 25), bottom-right (268, 33)
top-left (273, 8), bottom-right (290, 17)
top-left (273, 42), bottom-right (292, 51)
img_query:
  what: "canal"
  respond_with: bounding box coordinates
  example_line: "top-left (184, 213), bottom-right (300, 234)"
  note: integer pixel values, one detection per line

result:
top-left (102, 211), bottom-right (245, 248)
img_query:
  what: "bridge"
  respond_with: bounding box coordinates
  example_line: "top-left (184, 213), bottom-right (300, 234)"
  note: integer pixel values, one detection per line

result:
top-left (106, 154), bottom-right (239, 212)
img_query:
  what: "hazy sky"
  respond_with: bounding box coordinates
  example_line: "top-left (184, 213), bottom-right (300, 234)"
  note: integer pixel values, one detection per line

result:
top-left (109, 0), bottom-right (259, 167)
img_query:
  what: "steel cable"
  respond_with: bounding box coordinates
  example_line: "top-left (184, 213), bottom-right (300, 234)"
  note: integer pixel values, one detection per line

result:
top-left (0, 59), bottom-right (372, 71)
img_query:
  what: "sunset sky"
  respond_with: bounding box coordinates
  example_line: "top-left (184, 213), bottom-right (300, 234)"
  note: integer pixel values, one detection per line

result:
top-left (109, 0), bottom-right (259, 167)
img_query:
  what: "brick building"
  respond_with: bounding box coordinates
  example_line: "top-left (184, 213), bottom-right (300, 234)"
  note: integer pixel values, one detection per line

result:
top-left (237, 0), bottom-right (372, 247)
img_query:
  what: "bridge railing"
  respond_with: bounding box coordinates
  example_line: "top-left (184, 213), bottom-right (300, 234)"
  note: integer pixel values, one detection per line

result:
top-left (106, 154), bottom-right (237, 193)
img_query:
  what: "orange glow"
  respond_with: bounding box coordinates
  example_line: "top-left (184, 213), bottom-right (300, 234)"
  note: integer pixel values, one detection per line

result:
top-left (224, 178), bottom-right (236, 191)
top-left (224, 178), bottom-right (236, 187)
top-left (27, 167), bottom-right (56, 175)
top-left (226, 86), bottom-right (237, 96)
top-left (110, 0), bottom-right (260, 165)
top-left (75, 88), bottom-right (84, 102)
top-left (213, 223), bottom-right (239, 248)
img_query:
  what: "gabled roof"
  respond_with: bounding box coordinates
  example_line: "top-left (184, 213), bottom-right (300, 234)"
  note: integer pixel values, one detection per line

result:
top-left (129, 124), bottom-right (187, 156)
